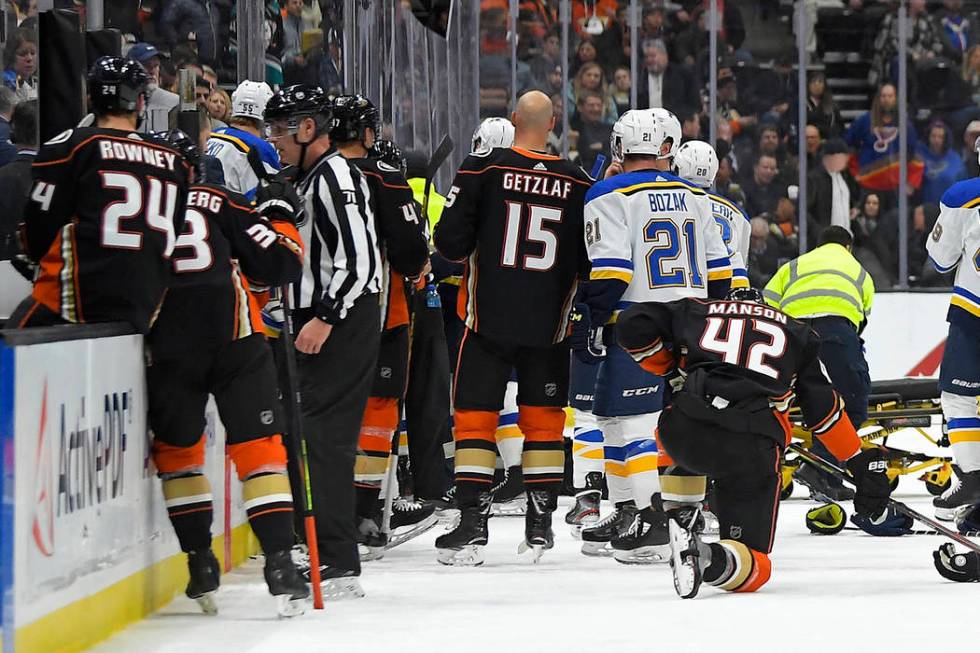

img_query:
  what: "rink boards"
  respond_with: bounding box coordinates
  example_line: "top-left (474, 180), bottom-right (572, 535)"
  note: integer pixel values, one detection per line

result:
top-left (0, 327), bottom-right (258, 653)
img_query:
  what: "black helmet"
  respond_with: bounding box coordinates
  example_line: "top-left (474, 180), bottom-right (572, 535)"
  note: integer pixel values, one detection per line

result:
top-left (87, 56), bottom-right (149, 115)
top-left (264, 84), bottom-right (333, 134)
top-left (329, 94), bottom-right (380, 143)
top-left (726, 287), bottom-right (766, 304)
top-left (370, 139), bottom-right (405, 174)
top-left (153, 129), bottom-right (200, 170)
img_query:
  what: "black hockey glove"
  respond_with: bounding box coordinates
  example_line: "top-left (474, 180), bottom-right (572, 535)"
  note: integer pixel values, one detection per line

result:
top-left (568, 303), bottom-right (605, 364)
top-left (255, 167), bottom-right (302, 224)
top-left (845, 447), bottom-right (892, 518)
top-left (933, 543), bottom-right (980, 582)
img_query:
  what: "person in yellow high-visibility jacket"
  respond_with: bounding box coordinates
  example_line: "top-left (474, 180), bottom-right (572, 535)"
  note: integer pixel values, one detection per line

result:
top-left (765, 225), bottom-right (875, 500)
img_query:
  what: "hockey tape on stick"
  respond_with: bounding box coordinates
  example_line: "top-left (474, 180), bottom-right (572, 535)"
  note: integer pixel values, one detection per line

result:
top-left (590, 154), bottom-right (606, 179)
top-left (788, 443), bottom-right (980, 553)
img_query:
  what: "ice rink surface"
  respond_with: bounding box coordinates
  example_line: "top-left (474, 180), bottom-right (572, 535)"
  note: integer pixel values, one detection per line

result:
top-left (92, 481), bottom-right (976, 653)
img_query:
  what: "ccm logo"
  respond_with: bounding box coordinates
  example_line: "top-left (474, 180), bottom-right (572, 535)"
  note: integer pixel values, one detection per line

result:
top-left (622, 386), bottom-right (659, 397)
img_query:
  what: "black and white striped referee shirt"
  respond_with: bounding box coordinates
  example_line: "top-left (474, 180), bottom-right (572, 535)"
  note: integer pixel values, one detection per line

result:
top-left (291, 149), bottom-right (382, 323)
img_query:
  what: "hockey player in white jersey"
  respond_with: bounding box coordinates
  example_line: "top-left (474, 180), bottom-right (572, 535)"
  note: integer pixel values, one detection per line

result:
top-left (570, 110), bottom-right (732, 563)
top-left (674, 140), bottom-right (751, 289)
top-left (926, 139), bottom-right (980, 522)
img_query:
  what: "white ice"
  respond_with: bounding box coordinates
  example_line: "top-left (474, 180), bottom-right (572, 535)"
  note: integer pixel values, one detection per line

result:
top-left (92, 430), bottom-right (977, 653)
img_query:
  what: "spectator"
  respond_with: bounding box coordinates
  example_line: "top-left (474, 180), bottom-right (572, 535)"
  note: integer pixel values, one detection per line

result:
top-left (573, 90), bottom-right (612, 174)
top-left (673, 6), bottom-right (707, 70)
top-left (635, 38), bottom-right (699, 116)
top-left (201, 65), bottom-right (219, 91)
top-left (195, 76), bottom-right (212, 107)
top-left (610, 66), bottom-right (631, 116)
top-left (947, 45), bottom-right (980, 134)
top-left (807, 137), bottom-right (859, 231)
top-left (571, 39), bottom-right (598, 75)
top-left (769, 196), bottom-right (802, 255)
top-left (804, 123), bottom-right (822, 173)
top-left (962, 120), bottom-right (980, 177)
top-left (871, 0), bottom-right (943, 87)
top-left (747, 216), bottom-right (788, 288)
top-left (159, 57), bottom-right (179, 93)
top-left (918, 120), bottom-right (967, 206)
top-left (571, 0), bottom-right (618, 39)
top-left (746, 53), bottom-right (796, 131)
top-left (804, 71), bottom-right (843, 138)
top-left (159, 0), bottom-right (219, 66)
top-left (740, 154), bottom-right (787, 218)
top-left (207, 88), bottom-right (232, 128)
top-left (282, 0), bottom-right (308, 83)
top-left (716, 66), bottom-right (756, 139)
top-left (547, 92), bottom-right (566, 154)
top-left (127, 43), bottom-right (179, 132)
top-left (0, 99), bottom-right (36, 262)
top-left (2, 27), bottom-right (37, 102)
top-left (570, 62), bottom-right (617, 125)
top-left (537, 63), bottom-right (563, 98)
top-left (937, 0), bottom-right (974, 64)
top-left (850, 191), bottom-right (896, 288)
top-left (738, 123), bottom-right (789, 179)
top-left (844, 82), bottom-right (923, 192)
top-left (593, 5), bottom-right (630, 75)
top-left (680, 109), bottom-right (700, 143)
top-left (0, 88), bottom-right (17, 168)
top-left (529, 31), bottom-right (561, 85)
top-left (715, 154), bottom-right (746, 206)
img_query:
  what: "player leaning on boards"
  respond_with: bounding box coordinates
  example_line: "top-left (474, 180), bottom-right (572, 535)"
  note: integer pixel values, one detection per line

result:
top-left (328, 94), bottom-right (436, 559)
top-left (433, 90), bottom-right (592, 565)
top-left (764, 226), bottom-right (876, 506)
top-left (265, 85), bottom-right (382, 598)
top-left (12, 56), bottom-right (190, 331)
top-left (147, 130), bottom-right (308, 617)
top-left (926, 137), bottom-right (980, 528)
top-left (616, 288), bottom-right (896, 598)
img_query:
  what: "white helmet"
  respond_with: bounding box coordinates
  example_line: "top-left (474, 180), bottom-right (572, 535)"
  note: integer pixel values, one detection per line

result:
top-left (471, 117), bottom-right (515, 153)
top-left (231, 80), bottom-right (274, 121)
top-left (647, 108), bottom-right (682, 160)
top-left (674, 140), bottom-right (719, 188)
top-left (610, 109), bottom-right (663, 161)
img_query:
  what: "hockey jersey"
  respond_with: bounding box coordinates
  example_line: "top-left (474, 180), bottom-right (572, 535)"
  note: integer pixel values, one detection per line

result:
top-left (929, 177), bottom-right (980, 330)
top-left (434, 146), bottom-right (592, 346)
top-left (206, 126), bottom-right (281, 200)
top-left (22, 127), bottom-right (190, 333)
top-left (707, 191), bottom-right (751, 288)
top-left (584, 169), bottom-right (732, 325)
top-left (148, 183), bottom-right (303, 358)
top-left (617, 298), bottom-right (861, 460)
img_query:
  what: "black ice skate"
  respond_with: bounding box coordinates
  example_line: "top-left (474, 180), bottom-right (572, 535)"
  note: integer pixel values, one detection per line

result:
top-left (491, 466), bottom-right (527, 516)
top-left (565, 472), bottom-right (602, 539)
top-left (612, 507), bottom-right (671, 565)
top-left (667, 506), bottom-right (705, 599)
top-left (430, 485), bottom-right (459, 524)
top-left (357, 515), bottom-right (388, 561)
top-left (580, 501), bottom-right (637, 557)
top-left (934, 469), bottom-right (980, 521)
top-left (387, 498), bottom-right (439, 548)
top-left (264, 549), bottom-right (310, 617)
top-left (299, 563), bottom-right (365, 600)
top-left (436, 492), bottom-right (492, 566)
top-left (518, 489), bottom-right (557, 563)
top-left (794, 461), bottom-right (855, 502)
top-left (185, 549), bottom-right (220, 615)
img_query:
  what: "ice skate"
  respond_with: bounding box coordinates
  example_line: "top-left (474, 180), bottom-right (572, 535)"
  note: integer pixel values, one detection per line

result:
top-left (565, 471), bottom-right (602, 539)
top-left (300, 563), bottom-right (365, 600)
top-left (357, 515), bottom-right (388, 561)
top-left (580, 502), bottom-right (637, 557)
top-left (185, 549), bottom-right (220, 615)
top-left (667, 507), bottom-right (704, 599)
top-left (435, 492), bottom-right (491, 566)
top-left (491, 466), bottom-right (527, 516)
top-left (933, 470), bottom-right (980, 521)
top-left (612, 507), bottom-right (671, 565)
top-left (263, 549), bottom-right (310, 618)
top-left (518, 489), bottom-right (556, 563)
top-left (430, 486), bottom-right (460, 524)
top-left (387, 498), bottom-right (439, 548)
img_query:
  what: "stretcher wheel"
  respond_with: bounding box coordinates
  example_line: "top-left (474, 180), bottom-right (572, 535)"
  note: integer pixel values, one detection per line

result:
top-left (780, 480), bottom-right (794, 501)
top-left (925, 478), bottom-right (951, 496)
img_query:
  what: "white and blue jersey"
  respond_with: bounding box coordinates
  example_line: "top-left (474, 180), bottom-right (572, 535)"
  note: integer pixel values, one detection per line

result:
top-left (206, 126), bottom-right (281, 200)
top-left (929, 177), bottom-right (980, 330)
top-left (707, 191), bottom-right (751, 288)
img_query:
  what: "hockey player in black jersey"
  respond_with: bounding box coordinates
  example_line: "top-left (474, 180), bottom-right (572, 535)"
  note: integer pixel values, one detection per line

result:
top-left (328, 95), bottom-right (436, 559)
top-left (147, 130), bottom-right (308, 617)
top-left (616, 288), bottom-right (896, 598)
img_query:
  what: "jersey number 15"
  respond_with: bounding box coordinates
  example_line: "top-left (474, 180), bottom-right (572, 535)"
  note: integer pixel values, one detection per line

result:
top-left (501, 201), bottom-right (563, 271)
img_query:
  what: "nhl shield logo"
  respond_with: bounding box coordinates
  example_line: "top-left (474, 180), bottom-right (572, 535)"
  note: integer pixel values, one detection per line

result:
top-left (544, 383), bottom-right (558, 398)
top-left (730, 525), bottom-right (742, 540)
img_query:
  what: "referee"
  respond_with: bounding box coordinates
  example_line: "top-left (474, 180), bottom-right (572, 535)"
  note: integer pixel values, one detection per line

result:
top-left (265, 85), bottom-right (382, 597)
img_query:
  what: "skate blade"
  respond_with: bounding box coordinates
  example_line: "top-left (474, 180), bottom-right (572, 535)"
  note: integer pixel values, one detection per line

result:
top-left (669, 520), bottom-right (702, 599)
top-left (612, 545), bottom-right (671, 565)
top-left (935, 507), bottom-right (959, 522)
top-left (387, 514), bottom-right (439, 549)
top-left (358, 544), bottom-right (386, 561)
top-left (491, 497), bottom-right (527, 516)
top-left (580, 541), bottom-right (614, 557)
top-left (517, 541), bottom-right (549, 563)
top-left (193, 591), bottom-right (218, 615)
top-left (275, 594), bottom-right (308, 618)
top-left (321, 577), bottom-right (365, 600)
top-left (436, 545), bottom-right (484, 566)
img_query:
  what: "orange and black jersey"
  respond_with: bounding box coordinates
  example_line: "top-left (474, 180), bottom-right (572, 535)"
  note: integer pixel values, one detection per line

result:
top-left (351, 156), bottom-right (428, 330)
top-left (148, 183), bottom-right (303, 358)
top-left (618, 298), bottom-right (861, 460)
top-left (22, 127), bottom-right (190, 333)
top-left (434, 147), bottom-right (592, 347)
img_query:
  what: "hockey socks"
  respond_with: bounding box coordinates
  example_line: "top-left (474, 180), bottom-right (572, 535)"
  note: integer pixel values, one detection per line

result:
top-left (242, 472), bottom-right (295, 554)
top-left (702, 540), bottom-right (772, 593)
top-left (161, 473), bottom-right (214, 553)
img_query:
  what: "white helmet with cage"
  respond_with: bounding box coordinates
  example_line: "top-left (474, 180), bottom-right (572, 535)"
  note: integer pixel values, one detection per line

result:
top-left (610, 109), bottom-right (664, 161)
top-left (674, 140), bottom-right (719, 188)
top-left (647, 107), bottom-right (682, 160)
top-left (471, 117), bottom-right (515, 153)
top-left (231, 80), bottom-right (275, 121)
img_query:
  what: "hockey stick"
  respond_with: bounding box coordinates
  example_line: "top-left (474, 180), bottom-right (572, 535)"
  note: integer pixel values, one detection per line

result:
top-left (843, 526), bottom-right (980, 537)
top-left (380, 431), bottom-right (399, 540)
top-left (589, 154), bottom-right (607, 179)
top-left (422, 135), bottom-right (455, 224)
top-left (789, 443), bottom-right (980, 553)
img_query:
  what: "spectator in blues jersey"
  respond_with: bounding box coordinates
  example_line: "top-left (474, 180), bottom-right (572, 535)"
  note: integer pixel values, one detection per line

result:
top-left (917, 120), bottom-right (967, 206)
top-left (844, 83), bottom-right (923, 193)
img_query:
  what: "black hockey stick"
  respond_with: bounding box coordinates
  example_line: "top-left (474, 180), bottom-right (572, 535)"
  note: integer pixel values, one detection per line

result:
top-left (789, 443), bottom-right (980, 553)
top-left (843, 526), bottom-right (980, 537)
top-left (422, 135), bottom-right (455, 225)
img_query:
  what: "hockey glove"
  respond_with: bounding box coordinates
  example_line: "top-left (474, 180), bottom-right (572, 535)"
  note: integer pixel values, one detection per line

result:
top-left (845, 447), bottom-right (892, 518)
top-left (255, 167), bottom-right (303, 224)
top-left (805, 502), bottom-right (846, 535)
top-left (850, 506), bottom-right (912, 537)
top-left (955, 503), bottom-right (980, 535)
top-left (568, 303), bottom-right (605, 364)
top-left (933, 543), bottom-right (980, 582)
